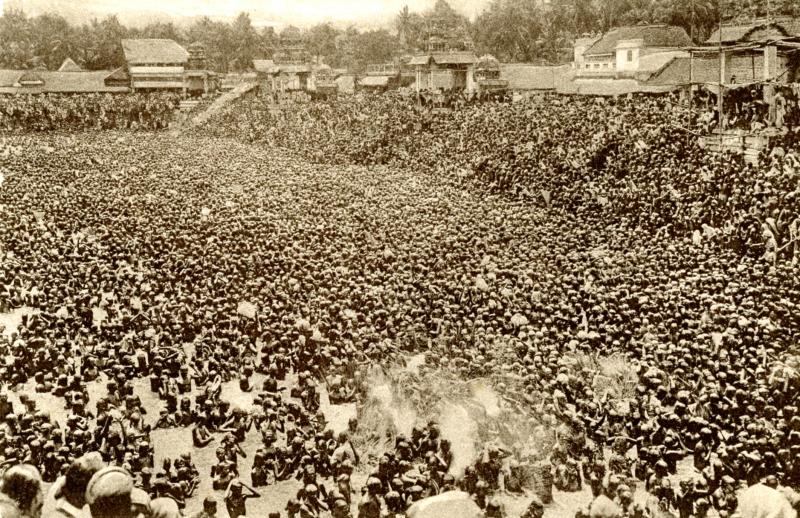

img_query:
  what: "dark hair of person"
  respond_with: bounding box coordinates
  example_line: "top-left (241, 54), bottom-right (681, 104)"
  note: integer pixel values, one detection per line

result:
top-left (0, 465), bottom-right (41, 513)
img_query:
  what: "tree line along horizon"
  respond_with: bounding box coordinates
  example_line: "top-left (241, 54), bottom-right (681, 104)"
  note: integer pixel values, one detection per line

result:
top-left (0, 0), bottom-right (799, 76)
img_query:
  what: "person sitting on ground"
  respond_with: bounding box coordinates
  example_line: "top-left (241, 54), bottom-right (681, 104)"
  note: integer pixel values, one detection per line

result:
top-left (149, 497), bottom-right (181, 518)
top-left (188, 497), bottom-right (217, 518)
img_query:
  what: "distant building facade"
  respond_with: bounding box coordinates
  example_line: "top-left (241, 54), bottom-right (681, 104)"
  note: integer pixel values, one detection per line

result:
top-left (0, 67), bottom-right (130, 95)
top-left (500, 63), bottom-right (570, 93)
top-left (410, 36), bottom-right (478, 93)
top-left (308, 66), bottom-right (340, 96)
top-left (704, 18), bottom-right (800, 45)
top-left (572, 36), bottom-right (600, 70)
top-left (253, 28), bottom-right (313, 92)
top-left (649, 18), bottom-right (800, 88)
top-left (184, 42), bottom-right (217, 96)
top-left (122, 39), bottom-right (215, 95)
top-left (253, 60), bottom-right (311, 92)
top-left (122, 39), bottom-right (188, 91)
top-left (559, 24), bottom-right (698, 95)
top-left (473, 55), bottom-right (507, 93)
top-left (273, 27), bottom-right (310, 65)
top-left (359, 63), bottom-right (399, 92)
top-left (576, 25), bottom-right (692, 79)
top-left (357, 61), bottom-right (414, 92)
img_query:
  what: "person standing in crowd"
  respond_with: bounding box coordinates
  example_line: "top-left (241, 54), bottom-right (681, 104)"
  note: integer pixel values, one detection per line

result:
top-left (224, 479), bottom-right (260, 518)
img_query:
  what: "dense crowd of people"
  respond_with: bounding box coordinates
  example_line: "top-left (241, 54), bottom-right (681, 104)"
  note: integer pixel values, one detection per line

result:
top-left (0, 93), bottom-right (181, 131)
top-left (204, 91), bottom-right (800, 262)
top-left (0, 87), bottom-right (797, 518)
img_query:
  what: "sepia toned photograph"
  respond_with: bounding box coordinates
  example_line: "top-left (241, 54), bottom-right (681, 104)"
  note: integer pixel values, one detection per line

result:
top-left (0, 0), bottom-right (798, 516)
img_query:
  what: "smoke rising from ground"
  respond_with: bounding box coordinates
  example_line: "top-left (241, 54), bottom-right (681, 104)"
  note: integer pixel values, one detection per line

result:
top-left (359, 361), bottom-right (515, 479)
top-left (439, 403), bottom-right (479, 477)
top-left (367, 372), bottom-right (418, 439)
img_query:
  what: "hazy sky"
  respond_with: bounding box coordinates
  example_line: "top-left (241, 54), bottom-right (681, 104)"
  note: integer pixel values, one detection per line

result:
top-left (8, 0), bottom-right (491, 28)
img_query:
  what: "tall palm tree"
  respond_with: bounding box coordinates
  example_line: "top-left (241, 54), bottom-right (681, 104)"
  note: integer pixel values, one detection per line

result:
top-left (666, 0), bottom-right (719, 43)
top-left (396, 5), bottom-right (411, 45)
top-left (620, 0), bottom-right (669, 25)
top-left (592, 0), bottom-right (629, 32)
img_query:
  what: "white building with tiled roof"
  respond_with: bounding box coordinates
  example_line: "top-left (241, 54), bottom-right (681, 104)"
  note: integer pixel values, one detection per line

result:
top-left (576, 25), bottom-right (691, 79)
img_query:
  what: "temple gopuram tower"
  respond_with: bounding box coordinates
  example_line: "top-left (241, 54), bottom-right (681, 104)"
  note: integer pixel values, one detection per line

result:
top-left (183, 41), bottom-right (216, 97)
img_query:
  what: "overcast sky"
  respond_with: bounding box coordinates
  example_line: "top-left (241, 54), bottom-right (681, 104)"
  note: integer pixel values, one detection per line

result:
top-left (8, 0), bottom-right (490, 28)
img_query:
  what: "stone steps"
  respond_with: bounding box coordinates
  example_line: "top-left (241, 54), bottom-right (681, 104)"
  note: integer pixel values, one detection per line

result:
top-left (185, 83), bottom-right (257, 129)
